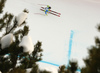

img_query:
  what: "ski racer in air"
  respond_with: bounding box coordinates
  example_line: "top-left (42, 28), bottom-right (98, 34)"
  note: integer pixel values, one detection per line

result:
top-left (44, 5), bottom-right (51, 15)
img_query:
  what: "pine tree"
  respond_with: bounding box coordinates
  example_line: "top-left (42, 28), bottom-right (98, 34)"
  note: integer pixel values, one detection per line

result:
top-left (58, 65), bottom-right (66, 73)
top-left (0, 0), bottom-right (48, 73)
top-left (68, 61), bottom-right (78, 73)
top-left (58, 61), bottom-right (78, 73)
top-left (81, 25), bottom-right (100, 73)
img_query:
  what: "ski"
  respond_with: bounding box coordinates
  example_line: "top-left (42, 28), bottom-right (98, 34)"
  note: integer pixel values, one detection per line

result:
top-left (40, 7), bottom-right (61, 17)
top-left (40, 9), bottom-right (60, 17)
top-left (41, 7), bottom-right (61, 15)
top-left (50, 10), bottom-right (61, 15)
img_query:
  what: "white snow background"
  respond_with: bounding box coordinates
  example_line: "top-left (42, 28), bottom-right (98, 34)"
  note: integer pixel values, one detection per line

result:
top-left (2, 0), bottom-right (100, 73)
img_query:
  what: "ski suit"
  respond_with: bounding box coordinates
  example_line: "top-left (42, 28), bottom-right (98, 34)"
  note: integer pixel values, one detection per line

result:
top-left (44, 7), bottom-right (50, 15)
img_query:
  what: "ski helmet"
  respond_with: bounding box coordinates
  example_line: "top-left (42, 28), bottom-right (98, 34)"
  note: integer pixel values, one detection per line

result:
top-left (48, 7), bottom-right (51, 9)
top-left (47, 5), bottom-right (50, 7)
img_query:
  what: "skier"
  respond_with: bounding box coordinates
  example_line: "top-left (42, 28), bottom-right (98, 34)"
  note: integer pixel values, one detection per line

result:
top-left (40, 6), bottom-right (61, 17)
top-left (44, 5), bottom-right (51, 15)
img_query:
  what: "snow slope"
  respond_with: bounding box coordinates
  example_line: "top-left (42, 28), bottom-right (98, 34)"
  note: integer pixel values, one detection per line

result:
top-left (3, 0), bottom-right (100, 72)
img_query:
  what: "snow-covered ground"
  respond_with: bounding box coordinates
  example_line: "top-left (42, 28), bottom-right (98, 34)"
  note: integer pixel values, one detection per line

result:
top-left (3, 0), bottom-right (100, 73)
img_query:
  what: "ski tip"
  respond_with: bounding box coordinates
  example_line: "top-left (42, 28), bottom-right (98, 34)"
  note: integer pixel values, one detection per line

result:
top-left (58, 15), bottom-right (60, 17)
top-left (59, 13), bottom-right (61, 15)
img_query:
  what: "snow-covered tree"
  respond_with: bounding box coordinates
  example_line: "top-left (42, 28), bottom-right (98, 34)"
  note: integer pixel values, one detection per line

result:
top-left (16, 9), bottom-right (28, 26)
top-left (19, 35), bottom-right (34, 54)
top-left (1, 33), bottom-right (13, 49)
top-left (0, 0), bottom-right (45, 73)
